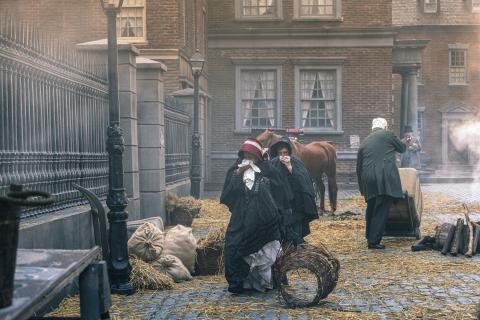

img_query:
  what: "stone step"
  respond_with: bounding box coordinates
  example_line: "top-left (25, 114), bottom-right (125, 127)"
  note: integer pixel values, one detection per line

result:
top-left (431, 171), bottom-right (473, 177)
top-left (435, 164), bottom-right (474, 172)
top-left (420, 176), bottom-right (474, 184)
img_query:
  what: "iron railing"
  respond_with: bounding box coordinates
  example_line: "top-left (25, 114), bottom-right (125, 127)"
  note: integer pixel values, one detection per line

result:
top-left (164, 96), bottom-right (191, 185)
top-left (0, 16), bottom-right (109, 218)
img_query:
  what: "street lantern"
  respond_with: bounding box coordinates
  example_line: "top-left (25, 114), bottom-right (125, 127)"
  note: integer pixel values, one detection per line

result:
top-left (190, 49), bottom-right (205, 199)
top-left (190, 49), bottom-right (205, 75)
top-left (99, 0), bottom-right (135, 295)
top-left (100, 0), bottom-right (124, 10)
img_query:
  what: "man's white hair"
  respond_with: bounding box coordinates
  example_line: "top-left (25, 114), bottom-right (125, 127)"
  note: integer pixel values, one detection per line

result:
top-left (372, 118), bottom-right (388, 130)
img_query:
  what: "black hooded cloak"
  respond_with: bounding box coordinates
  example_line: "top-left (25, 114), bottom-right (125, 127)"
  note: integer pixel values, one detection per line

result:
top-left (220, 158), bottom-right (282, 290)
top-left (269, 136), bottom-right (318, 244)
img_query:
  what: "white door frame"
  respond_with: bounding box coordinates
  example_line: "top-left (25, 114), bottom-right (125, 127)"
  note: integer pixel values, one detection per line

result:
top-left (441, 107), bottom-right (472, 164)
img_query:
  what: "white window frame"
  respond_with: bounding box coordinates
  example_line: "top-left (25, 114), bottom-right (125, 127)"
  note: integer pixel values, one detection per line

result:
top-left (448, 44), bottom-right (468, 86)
top-left (234, 0), bottom-right (283, 21)
top-left (235, 64), bottom-right (282, 133)
top-left (294, 63), bottom-right (343, 134)
top-left (293, 0), bottom-right (342, 21)
top-left (472, 0), bottom-right (480, 13)
top-left (423, 0), bottom-right (438, 14)
top-left (118, 0), bottom-right (146, 43)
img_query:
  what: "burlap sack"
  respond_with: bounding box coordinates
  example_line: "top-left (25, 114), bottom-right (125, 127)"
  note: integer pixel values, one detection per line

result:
top-left (127, 217), bottom-right (164, 240)
top-left (162, 225), bottom-right (197, 274)
top-left (151, 254), bottom-right (192, 283)
top-left (128, 222), bottom-right (164, 262)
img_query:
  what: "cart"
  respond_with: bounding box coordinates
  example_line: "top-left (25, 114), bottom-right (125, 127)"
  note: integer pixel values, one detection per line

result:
top-left (384, 168), bottom-right (424, 239)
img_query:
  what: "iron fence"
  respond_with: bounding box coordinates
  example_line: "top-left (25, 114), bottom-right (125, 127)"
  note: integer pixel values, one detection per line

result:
top-left (164, 96), bottom-right (191, 185)
top-left (0, 16), bottom-right (109, 218)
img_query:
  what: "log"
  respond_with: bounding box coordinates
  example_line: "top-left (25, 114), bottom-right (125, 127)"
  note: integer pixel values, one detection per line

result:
top-left (472, 226), bottom-right (480, 254)
top-left (440, 224), bottom-right (456, 255)
top-left (450, 218), bottom-right (464, 256)
top-left (464, 212), bottom-right (475, 257)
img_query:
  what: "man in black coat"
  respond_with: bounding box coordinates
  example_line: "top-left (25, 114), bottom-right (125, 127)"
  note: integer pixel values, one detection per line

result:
top-left (356, 118), bottom-right (406, 249)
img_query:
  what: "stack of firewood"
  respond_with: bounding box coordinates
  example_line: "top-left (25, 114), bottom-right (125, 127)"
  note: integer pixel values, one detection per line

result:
top-left (434, 204), bottom-right (480, 258)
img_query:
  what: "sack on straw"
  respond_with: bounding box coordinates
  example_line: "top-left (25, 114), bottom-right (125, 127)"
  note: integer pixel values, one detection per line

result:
top-left (162, 225), bottom-right (197, 273)
top-left (128, 222), bottom-right (164, 262)
top-left (152, 254), bottom-right (192, 283)
top-left (127, 217), bottom-right (164, 239)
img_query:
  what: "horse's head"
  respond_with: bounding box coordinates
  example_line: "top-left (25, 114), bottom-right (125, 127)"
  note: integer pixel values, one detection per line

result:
top-left (256, 129), bottom-right (282, 148)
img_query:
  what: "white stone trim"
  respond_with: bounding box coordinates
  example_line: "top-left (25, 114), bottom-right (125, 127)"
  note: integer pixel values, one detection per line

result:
top-left (294, 64), bottom-right (343, 134)
top-left (209, 36), bottom-right (394, 49)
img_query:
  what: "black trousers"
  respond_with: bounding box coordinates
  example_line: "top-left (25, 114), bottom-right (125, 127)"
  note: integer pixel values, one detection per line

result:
top-left (365, 195), bottom-right (394, 245)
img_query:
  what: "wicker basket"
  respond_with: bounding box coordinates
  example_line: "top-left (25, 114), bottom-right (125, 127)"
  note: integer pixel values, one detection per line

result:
top-left (195, 245), bottom-right (223, 276)
top-left (170, 206), bottom-right (194, 227)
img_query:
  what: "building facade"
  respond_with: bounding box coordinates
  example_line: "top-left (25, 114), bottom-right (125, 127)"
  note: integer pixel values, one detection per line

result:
top-left (394, 0), bottom-right (480, 178)
top-left (206, 0), bottom-right (398, 188)
top-left (3, 0), bottom-right (478, 189)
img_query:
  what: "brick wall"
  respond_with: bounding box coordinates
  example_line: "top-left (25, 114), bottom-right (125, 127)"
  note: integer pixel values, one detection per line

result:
top-left (207, 0), bottom-right (392, 30)
top-left (393, 0), bottom-right (480, 26)
top-left (145, 0), bottom-right (180, 49)
top-left (207, 47), bottom-right (394, 185)
top-left (0, 0), bottom-right (105, 45)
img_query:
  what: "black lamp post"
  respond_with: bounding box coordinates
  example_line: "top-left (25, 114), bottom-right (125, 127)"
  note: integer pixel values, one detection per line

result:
top-left (190, 49), bottom-right (205, 199)
top-left (99, 0), bottom-right (135, 295)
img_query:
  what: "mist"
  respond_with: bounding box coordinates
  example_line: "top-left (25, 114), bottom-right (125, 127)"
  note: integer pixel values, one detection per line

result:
top-left (449, 120), bottom-right (480, 182)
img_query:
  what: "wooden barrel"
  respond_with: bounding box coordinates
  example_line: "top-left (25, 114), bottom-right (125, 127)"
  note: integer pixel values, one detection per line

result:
top-left (434, 223), bottom-right (455, 250)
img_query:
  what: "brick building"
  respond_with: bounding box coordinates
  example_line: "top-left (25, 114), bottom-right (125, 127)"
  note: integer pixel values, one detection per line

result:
top-left (205, 0), bottom-right (399, 188)
top-left (0, 0), bottom-right (208, 95)
top-left (4, 0), bottom-right (476, 189)
top-left (393, 0), bottom-right (480, 180)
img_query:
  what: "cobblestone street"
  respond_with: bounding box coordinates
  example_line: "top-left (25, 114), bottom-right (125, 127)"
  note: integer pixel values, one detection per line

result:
top-left (51, 183), bottom-right (480, 319)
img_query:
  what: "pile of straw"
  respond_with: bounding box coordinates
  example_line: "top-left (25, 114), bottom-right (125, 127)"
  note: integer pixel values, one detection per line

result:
top-left (130, 255), bottom-right (174, 290)
top-left (176, 196), bottom-right (202, 217)
top-left (197, 225), bottom-right (226, 249)
top-left (192, 199), bottom-right (230, 230)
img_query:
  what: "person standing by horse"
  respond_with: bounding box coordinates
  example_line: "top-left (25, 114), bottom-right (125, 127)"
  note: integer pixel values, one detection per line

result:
top-left (220, 138), bottom-right (283, 293)
top-left (269, 136), bottom-right (318, 246)
top-left (356, 118), bottom-right (406, 249)
top-left (400, 125), bottom-right (422, 169)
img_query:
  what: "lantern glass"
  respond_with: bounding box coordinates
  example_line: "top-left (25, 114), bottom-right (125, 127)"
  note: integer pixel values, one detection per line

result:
top-left (100, 0), bottom-right (124, 9)
top-left (190, 50), bottom-right (205, 75)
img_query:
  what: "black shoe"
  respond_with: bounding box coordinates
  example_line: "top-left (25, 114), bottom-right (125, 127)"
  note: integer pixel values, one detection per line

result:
top-left (227, 284), bottom-right (244, 294)
top-left (368, 244), bottom-right (385, 249)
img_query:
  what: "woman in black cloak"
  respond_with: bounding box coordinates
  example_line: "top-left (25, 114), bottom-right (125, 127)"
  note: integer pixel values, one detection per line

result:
top-left (269, 136), bottom-right (319, 245)
top-left (220, 138), bottom-right (283, 294)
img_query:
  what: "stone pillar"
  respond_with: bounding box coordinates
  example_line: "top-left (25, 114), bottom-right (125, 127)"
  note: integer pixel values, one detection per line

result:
top-left (400, 73), bottom-right (409, 135)
top-left (136, 57), bottom-right (168, 221)
top-left (76, 40), bottom-right (141, 220)
top-left (118, 45), bottom-right (140, 220)
top-left (171, 89), bottom-right (207, 197)
top-left (407, 69), bottom-right (419, 134)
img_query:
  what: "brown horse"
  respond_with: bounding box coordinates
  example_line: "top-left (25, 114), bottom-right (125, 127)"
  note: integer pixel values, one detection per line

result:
top-left (257, 129), bottom-right (337, 213)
